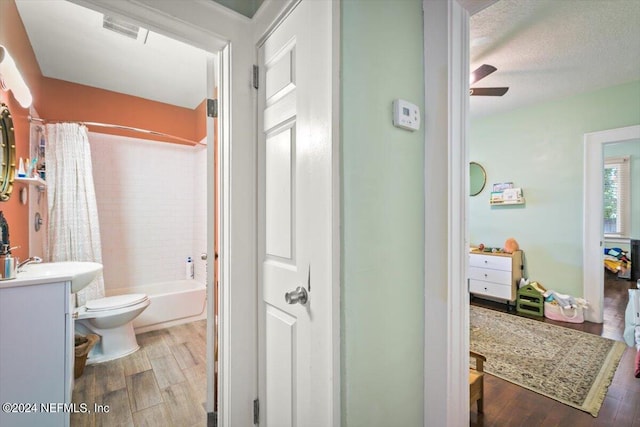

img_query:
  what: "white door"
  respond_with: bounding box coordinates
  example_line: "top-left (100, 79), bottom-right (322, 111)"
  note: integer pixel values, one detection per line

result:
top-left (257, 0), bottom-right (335, 426)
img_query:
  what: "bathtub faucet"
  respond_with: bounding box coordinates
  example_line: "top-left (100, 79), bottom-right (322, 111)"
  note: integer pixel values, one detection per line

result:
top-left (17, 256), bottom-right (43, 272)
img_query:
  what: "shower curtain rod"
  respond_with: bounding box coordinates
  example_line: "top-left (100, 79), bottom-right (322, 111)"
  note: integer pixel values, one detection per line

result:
top-left (28, 116), bottom-right (204, 146)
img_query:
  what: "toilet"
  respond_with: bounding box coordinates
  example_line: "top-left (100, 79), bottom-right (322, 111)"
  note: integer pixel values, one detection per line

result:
top-left (74, 293), bottom-right (150, 364)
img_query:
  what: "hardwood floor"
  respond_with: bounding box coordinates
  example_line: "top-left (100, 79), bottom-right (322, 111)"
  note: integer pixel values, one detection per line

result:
top-left (470, 271), bottom-right (640, 426)
top-left (71, 320), bottom-right (207, 427)
top-left (70, 275), bottom-right (638, 427)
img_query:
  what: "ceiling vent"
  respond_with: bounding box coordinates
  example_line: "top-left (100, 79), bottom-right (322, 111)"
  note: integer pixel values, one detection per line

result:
top-left (103, 15), bottom-right (145, 41)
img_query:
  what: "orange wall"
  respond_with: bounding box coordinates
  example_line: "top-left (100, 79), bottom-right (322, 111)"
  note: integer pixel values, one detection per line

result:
top-left (0, 0), bottom-right (40, 261)
top-left (1, 0), bottom-right (206, 259)
top-left (38, 77), bottom-right (204, 146)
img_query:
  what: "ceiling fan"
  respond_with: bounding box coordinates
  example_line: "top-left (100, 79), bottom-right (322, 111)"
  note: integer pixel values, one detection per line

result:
top-left (470, 64), bottom-right (509, 96)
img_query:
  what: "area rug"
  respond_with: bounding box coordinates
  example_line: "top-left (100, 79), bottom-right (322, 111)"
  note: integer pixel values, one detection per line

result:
top-left (470, 305), bottom-right (626, 417)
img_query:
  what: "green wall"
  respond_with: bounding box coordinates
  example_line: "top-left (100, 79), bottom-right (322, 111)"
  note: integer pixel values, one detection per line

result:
top-left (211, 0), bottom-right (264, 18)
top-left (341, 0), bottom-right (424, 425)
top-left (470, 80), bottom-right (640, 297)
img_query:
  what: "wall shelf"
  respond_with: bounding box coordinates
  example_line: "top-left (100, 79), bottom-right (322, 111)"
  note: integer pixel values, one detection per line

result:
top-left (15, 176), bottom-right (46, 192)
top-left (489, 198), bottom-right (525, 206)
top-left (490, 184), bottom-right (525, 206)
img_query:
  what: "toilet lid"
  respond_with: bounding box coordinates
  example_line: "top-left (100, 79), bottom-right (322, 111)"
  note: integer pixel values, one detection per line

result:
top-left (85, 294), bottom-right (148, 312)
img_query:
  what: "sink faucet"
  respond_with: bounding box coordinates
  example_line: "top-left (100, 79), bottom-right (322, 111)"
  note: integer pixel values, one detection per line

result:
top-left (17, 256), bottom-right (43, 272)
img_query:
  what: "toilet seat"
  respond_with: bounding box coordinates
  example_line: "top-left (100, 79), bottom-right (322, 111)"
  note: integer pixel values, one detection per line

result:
top-left (74, 293), bottom-right (151, 364)
top-left (85, 294), bottom-right (148, 312)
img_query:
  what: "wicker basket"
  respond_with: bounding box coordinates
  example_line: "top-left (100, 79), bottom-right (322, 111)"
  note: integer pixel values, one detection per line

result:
top-left (74, 334), bottom-right (99, 379)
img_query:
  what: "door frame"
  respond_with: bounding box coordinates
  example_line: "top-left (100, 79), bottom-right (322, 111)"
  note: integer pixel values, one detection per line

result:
top-left (73, 0), bottom-right (511, 424)
top-left (69, 0), bottom-right (236, 423)
top-left (583, 124), bottom-right (640, 323)
top-left (423, 1), bottom-right (497, 425)
top-left (423, 1), bottom-right (469, 424)
top-left (253, 0), bottom-right (341, 424)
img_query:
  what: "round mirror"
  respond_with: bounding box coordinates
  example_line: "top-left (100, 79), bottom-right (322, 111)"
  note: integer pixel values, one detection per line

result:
top-left (0, 103), bottom-right (16, 201)
top-left (469, 162), bottom-right (486, 197)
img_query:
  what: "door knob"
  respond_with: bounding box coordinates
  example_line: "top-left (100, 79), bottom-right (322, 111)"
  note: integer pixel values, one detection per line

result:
top-left (285, 286), bottom-right (308, 305)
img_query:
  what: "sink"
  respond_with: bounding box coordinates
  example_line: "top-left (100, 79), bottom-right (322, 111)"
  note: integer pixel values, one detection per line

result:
top-left (18, 262), bottom-right (103, 293)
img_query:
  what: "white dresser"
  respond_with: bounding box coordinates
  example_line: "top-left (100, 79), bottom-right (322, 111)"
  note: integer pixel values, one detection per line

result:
top-left (469, 250), bottom-right (523, 305)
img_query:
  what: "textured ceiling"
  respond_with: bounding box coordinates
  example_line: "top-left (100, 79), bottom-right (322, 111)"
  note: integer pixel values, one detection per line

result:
top-left (14, 0), bottom-right (640, 115)
top-left (470, 0), bottom-right (640, 118)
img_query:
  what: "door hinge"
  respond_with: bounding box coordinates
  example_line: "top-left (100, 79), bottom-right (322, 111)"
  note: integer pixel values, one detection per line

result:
top-left (253, 65), bottom-right (259, 90)
top-left (208, 411), bottom-right (217, 427)
top-left (253, 398), bottom-right (259, 424)
top-left (207, 98), bottom-right (218, 118)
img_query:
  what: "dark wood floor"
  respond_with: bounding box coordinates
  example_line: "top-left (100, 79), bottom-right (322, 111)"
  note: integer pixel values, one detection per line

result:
top-left (470, 271), bottom-right (640, 426)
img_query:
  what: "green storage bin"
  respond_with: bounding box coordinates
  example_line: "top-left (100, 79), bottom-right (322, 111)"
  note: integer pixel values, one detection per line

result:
top-left (517, 284), bottom-right (544, 317)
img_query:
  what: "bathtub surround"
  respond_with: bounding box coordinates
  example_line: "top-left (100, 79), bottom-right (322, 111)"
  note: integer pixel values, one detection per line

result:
top-left (46, 122), bottom-right (104, 306)
top-left (89, 132), bottom-right (207, 293)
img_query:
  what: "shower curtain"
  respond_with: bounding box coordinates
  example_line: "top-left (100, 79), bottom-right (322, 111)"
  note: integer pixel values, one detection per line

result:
top-left (46, 123), bottom-right (104, 306)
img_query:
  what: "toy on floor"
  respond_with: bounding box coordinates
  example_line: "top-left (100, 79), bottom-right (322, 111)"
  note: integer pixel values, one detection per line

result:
top-left (543, 290), bottom-right (586, 310)
top-left (604, 247), bottom-right (632, 276)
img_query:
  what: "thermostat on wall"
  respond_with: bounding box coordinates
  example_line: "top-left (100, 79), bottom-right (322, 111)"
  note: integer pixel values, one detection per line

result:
top-left (392, 99), bottom-right (420, 131)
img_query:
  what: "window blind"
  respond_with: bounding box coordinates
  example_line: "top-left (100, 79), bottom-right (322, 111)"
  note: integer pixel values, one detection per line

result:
top-left (604, 156), bottom-right (630, 236)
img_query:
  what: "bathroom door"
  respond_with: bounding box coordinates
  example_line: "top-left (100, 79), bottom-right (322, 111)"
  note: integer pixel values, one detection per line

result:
top-left (257, 0), bottom-right (336, 425)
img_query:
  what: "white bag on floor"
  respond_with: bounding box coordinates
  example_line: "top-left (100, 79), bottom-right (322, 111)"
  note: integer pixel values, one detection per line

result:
top-left (544, 301), bottom-right (584, 323)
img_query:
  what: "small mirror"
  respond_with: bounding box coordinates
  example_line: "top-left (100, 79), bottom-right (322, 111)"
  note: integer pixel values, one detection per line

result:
top-left (469, 162), bottom-right (486, 196)
top-left (0, 103), bottom-right (16, 201)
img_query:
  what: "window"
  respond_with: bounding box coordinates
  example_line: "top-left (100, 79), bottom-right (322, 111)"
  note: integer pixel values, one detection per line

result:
top-left (603, 156), bottom-right (630, 236)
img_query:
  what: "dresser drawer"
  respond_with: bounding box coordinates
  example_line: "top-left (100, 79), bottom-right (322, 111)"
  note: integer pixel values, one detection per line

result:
top-left (469, 253), bottom-right (512, 270)
top-left (469, 267), bottom-right (513, 286)
top-left (469, 279), bottom-right (513, 300)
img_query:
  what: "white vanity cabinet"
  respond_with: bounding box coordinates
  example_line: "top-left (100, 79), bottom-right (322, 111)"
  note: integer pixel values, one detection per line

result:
top-left (0, 280), bottom-right (73, 427)
top-left (469, 250), bottom-right (523, 305)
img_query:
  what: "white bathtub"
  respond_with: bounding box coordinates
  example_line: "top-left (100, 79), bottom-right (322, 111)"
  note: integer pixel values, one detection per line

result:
top-left (107, 279), bottom-right (207, 334)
